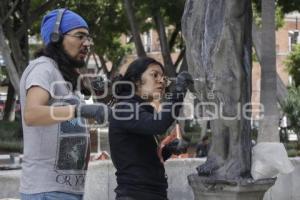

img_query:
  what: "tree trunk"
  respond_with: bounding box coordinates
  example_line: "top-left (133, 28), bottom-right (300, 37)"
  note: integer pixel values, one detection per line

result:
top-left (98, 54), bottom-right (109, 75)
top-left (7, 29), bottom-right (27, 77)
top-left (252, 22), bottom-right (288, 108)
top-left (0, 0), bottom-right (58, 95)
top-left (123, 0), bottom-right (146, 57)
top-left (168, 23), bottom-right (180, 50)
top-left (0, 25), bottom-right (20, 94)
top-left (3, 81), bottom-right (15, 121)
top-left (178, 54), bottom-right (188, 73)
top-left (174, 48), bottom-right (185, 70)
top-left (92, 53), bottom-right (101, 73)
top-left (258, 0), bottom-right (279, 142)
top-left (151, 1), bottom-right (176, 77)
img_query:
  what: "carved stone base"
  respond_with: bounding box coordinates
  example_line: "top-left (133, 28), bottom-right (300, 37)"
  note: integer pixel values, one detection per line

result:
top-left (188, 174), bottom-right (275, 200)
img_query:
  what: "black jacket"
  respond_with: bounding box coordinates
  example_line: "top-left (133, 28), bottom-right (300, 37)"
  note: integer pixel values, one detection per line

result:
top-left (109, 95), bottom-right (177, 200)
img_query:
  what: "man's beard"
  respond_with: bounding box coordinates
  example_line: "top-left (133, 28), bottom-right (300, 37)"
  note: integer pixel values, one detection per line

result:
top-left (60, 48), bottom-right (91, 96)
top-left (62, 48), bottom-right (86, 69)
top-left (55, 47), bottom-right (87, 91)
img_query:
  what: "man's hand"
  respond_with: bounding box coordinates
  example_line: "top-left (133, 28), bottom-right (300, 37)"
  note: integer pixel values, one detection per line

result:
top-left (76, 103), bottom-right (110, 124)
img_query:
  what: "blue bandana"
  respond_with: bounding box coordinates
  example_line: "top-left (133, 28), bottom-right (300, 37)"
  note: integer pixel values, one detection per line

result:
top-left (40, 9), bottom-right (89, 45)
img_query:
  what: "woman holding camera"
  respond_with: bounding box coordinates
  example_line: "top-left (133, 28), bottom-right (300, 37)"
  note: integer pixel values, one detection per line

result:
top-left (109, 57), bottom-right (193, 200)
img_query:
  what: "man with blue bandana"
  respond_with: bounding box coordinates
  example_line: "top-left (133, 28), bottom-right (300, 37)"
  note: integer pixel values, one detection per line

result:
top-left (19, 9), bottom-right (108, 200)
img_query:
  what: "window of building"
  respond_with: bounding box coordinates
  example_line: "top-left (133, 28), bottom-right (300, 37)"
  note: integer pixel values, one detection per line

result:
top-left (288, 30), bottom-right (299, 51)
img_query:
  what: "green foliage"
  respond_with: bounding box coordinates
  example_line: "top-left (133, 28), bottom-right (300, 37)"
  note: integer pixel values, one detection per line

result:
top-left (252, 2), bottom-right (285, 29)
top-left (252, 51), bottom-right (258, 62)
top-left (100, 37), bottom-right (133, 70)
top-left (131, 0), bottom-right (186, 51)
top-left (184, 120), bottom-right (203, 145)
top-left (281, 85), bottom-right (300, 150)
top-left (184, 131), bottom-right (199, 145)
top-left (63, 0), bottom-right (131, 68)
top-left (27, 0), bottom-right (132, 69)
top-left (282, 86), bottom-right (300, 143)
top-left (0, 67), bottom-right (7, 83)
top-left (6, 0), bottom-right (188, 75)
top-left (277, 0), bottom-right (300, 13)
top-left (28, 0), bottom-right (56, 35)
top-left (286, 142), bottom-right (298, 150)
top-left (252, 0), bottom-right (300, 29)
top-left (251, 127), bottom-right (258, 141)
top-left (184, 120), bottom-right (202, 133)
top-left (0, 121), bottom-right (22, 140)
top-left (287, 149), bottom-right (298, 157)
top-left (285, 44), bottom-right (300, 86)
top-left (0, 121), bottom-right (22, 152)
top-left (284, 141), bottom-right (300, 157)
top-left (157, 0), bottom-right (186, 50)
top-left (253, 0), bottom-right (300, 14)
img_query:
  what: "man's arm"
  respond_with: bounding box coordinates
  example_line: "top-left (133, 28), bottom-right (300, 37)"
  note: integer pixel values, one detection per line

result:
top-left (24, 86), bottom-right (75, 126)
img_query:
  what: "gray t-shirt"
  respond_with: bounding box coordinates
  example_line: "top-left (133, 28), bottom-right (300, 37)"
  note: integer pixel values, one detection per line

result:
top-left (19, 56), bottom-right (90, 194)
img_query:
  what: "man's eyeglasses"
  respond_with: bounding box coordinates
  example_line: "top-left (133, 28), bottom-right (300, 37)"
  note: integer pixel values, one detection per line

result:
top-left (64, 33), bottom-right (92, 42)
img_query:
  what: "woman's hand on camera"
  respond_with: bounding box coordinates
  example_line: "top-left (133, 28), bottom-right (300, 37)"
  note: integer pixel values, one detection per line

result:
top-left (76, 104), bottom-right (110, 124)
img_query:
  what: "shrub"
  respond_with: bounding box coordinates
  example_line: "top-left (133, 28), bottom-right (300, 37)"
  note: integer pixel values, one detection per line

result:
top-left (285, 44), bottom-right (300, 87)
top-left (282, 86), bottom-right (300, 146)
top-left (0, 121), bottom-right (22, 152)
top-left (287, 149), bottom-right (298, 157)
top-left (286, 142), bottom-right (298, 150)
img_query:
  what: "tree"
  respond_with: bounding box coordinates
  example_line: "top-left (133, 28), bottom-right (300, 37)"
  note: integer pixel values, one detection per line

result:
top-left (63, 0), bottom-right (132, 78)
top-left (285, 44), bottom-right (300, 87)
top-left (283, 44), bottom-right (300, 144)
top-left (282, 86), bottom-right (300, 146)
top-left (253, 0), bottom-right (300, 15)
top-left (252, 0), bottom-right (300, 142)
top-left (123, 0), bottom-right (146, 57)
top-left (122, 0), bottom-right (186, 77)
top-left (0, 0), bottom-right (61, 121)
top-left (150, 0), bottom-right (176, 77)
top-left (258, 0), bottom-right (279, 142)
top-left (0, 0), bottom-right (195, 121)
top-left (0, 0), bottom-right (138, 122)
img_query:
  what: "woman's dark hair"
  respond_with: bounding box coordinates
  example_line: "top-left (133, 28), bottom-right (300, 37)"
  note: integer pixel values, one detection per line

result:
top-left (34, 41), bottom-right (91, 95)
top-left (114, 57), bottom-right (164, 96)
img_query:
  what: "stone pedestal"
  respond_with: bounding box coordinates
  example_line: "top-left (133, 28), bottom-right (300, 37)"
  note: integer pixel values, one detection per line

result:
top-left (188, 174), bottom-right (275, 200)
